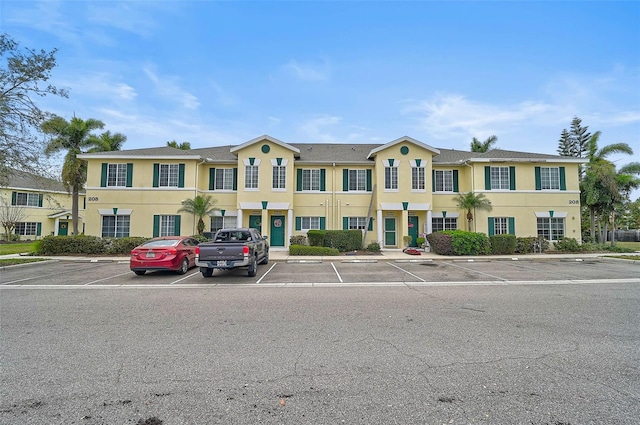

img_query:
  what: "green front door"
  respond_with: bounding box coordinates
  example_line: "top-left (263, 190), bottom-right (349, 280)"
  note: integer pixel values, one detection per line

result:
top-left (384, 217), bottom-right (396, 246)
top-left (270, 215), bottom-right (285, 247)
top-left (58, 221), bottom-right (68, 236)
top-left (408, 216), bottom-right (419, 247)
top-left (249, 215), bottom-right (262, 233)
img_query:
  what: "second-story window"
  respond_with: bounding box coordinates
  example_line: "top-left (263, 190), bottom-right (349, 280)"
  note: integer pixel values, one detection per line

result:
top-left (159, 164), bottom-right (179, 187)
top-left (540, 167), bottom-right (560, 190)
top-left (245, 165), bottom-right (259, 189)
top-left (412, 167), bottom-right (425, 190)
top-left (490, 166), bottom-right (510, 190)
top-left (349, 169), bottom-right (366, 191)
top-left (301, 169), bottom-right (320, 191)
top-left (12, 192), bottom-right (41, 207)
top-left (215, 169), bottom-right (234, 190)
top-left (272, 165), bottom-right (286, 189)
top-left (107, 164), bottom-right (127, 187)
top-left (385, 166), bottom-right (398, 190)
top-left (434, 170), bottom-right (454, 192)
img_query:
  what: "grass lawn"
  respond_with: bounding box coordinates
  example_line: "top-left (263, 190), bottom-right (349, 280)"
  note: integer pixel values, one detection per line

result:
top-left (0, 258), bottom-right (49, 266)
top-left (612, 241), bottom-right (640, 251)
top-left (0, 242), bottom-right (38, 256)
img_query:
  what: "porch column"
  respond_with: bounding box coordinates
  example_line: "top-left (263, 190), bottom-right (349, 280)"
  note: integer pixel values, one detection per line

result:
top-left (287, 209), bottom-right (294, 248)
top-left (376, 209), bottom-right (383, 244)
top-left (53, 217), bottom-right (60, 236)
top-left (401, 209), bottom-right (409, 247)
top-left (237, 209), bottom-right (243, 227)
top-left (426, 210), bottom-right (433, 234)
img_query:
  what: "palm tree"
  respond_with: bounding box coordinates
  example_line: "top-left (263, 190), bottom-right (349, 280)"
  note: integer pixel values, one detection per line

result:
top-left (470, 135), bottom-right (498, 153)
top-left (582, 131), bottom-right (635, 242)
top-left (41, 116), bottom-right (105, 235)
top-left (88, 131), bottom-right (127, 153)
top-left (454, 192), bottom-right (493, 231)
top-left (177, 195), bottom-right (218, 235)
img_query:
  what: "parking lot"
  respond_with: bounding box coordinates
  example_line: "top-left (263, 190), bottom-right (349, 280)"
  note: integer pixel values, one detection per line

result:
top-left (1, 257), bottom-right (638, 287)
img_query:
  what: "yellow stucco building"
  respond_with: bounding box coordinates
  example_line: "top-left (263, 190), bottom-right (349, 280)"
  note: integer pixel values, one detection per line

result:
top-left (76, 135), bottom-right (585, 249)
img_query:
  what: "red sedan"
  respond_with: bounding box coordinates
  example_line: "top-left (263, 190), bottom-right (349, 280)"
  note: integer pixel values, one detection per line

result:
top-left (130, 236), bottom-right (199, 275)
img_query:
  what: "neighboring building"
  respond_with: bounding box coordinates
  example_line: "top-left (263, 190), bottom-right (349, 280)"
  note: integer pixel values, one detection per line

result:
top-left (77, 135), bottom-right (585, 248)
top-left (0, 169), bottom-right (84, 240)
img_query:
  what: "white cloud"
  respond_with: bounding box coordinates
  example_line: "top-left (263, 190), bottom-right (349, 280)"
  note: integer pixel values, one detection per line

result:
top-left (297, 114), bottom-right (342, 142)
top-left (283, 58), bottom-right (331, 82)
top-left (143, 66), bottom-right (200, 110)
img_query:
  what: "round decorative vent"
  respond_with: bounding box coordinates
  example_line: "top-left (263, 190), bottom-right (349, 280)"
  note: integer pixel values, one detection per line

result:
top-left (400, 145), bottom-right (409, 155)
top-left (261, 144), bottom-right (270, 153)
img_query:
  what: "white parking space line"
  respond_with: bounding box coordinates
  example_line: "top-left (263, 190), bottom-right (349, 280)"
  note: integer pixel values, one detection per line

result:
top-left (443, 261), bottom-right (507, 281)
top-left (84, 271), bottom-right (133, 285)
top-left (169, 270), bottom-right (202, 284)
top-left (1, 264), bottom-right (99, 285)
top-left (331, 262), bottom-right (343, 283)
top-left (256, 262), bottom-right (278, 284)
top-left (387, 262), bottom-right (426, 282)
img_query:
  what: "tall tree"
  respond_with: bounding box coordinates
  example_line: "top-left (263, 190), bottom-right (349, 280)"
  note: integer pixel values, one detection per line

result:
top-left (167, 140), bottom-right (191, 150)
top-left (0, 33), bottom-right (68, 184)
top-left (177, 195), bottom-right (218, 235)
top-left (470, 135), bottom-right (498, 153)
top-left (41, 116), bottom-right (105, 235)
top-left (557, 129), bottom-right (574, 156)
top-left (88, 130), bottom-right (126, 153)
top-left (570, 116), bottom-right (591, 159)
top-left (454, 192), bottom-right (493, 231)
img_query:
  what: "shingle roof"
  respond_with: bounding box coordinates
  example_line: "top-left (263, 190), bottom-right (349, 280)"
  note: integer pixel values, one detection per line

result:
top-left (3, 169), bottom-right (71, 193)
top-left (78, 146), bottom-right (201, 159)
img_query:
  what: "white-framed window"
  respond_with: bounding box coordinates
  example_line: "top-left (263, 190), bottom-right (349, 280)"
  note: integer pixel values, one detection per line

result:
top-left (348, 217), bottom-right (368, 230)
top-left (385, 166), bottom-right (398, 190)
top-left (411, 167), bottom-right (425, 190)
top-left (13, 192), bottom-right (40, 207)
top-left (348, 169), bottom-right (366, 191)
top-left (434, 170), bottom-right (454, 192)
top-left (215, 169), bottom-right (234, 190)
top-left (300, 217), bottom-right (321, 230)
top-left (432, 218), bottom-right (457, 232)
top-left (211, 216), bottom-right (237, 232)
top-left (493, 217), bottom-right (509, 235)
top-left (159, 164), bottom-right (179, 187)
top-left (537, 217), bottom-right (565, 241)
top-left (159, 215), bottom-right (176, 237)
top-left (301, 169), bottom-right (320, 191)
top-left (540, 167), bottom-right (561, 190)
top-left (107, 164), bottom-right (127, 187)
top-left (101, 215), bottom-right (130, 238)
top-left (245, 165), bottom-right (259, 189)
top-left (15, 222), bottom-right (37, 236)
top-left (272, 165), bottom-right (286, 189)
top-left (490, 166), bottom-right (510, 190)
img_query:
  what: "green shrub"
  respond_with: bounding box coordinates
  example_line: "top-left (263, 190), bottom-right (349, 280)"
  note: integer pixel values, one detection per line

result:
top-left (554, 237), bottom-right (582, 252)
top-left (289, 245), bottom-right (340, 256)
top-left (290, 234), bottom-right (307, 246)
top-left (426, 232), bottom-right (453, 255)
top-left (307, 230), bottom-right (326, 246)
top-left (516, 237), bottom-right (549, 254)
top-left (366, 241), bottom-right (381, 252)
top-left (190, 234), bottom-right (210, 243)
top-left (416, 237), bottom-right (425, 247)
top-left (447, 230), bottom-right (490, 256)
top-left (323, 230), bottom-right (362, 252)
top-left (489, 234), bottom-right (517, 255)
top-left (603, 245), bottom-right (635, 253)
top-left (105, 237), bottom-right (149, 255)
top-left (39, 235), bottom-right (107, 255)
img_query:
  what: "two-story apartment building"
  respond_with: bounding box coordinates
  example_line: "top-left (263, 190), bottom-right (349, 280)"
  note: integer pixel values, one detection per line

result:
top-left (0, 169), bottom-right (84, 240)
top-left (77, 135), bottom-right (585, 249)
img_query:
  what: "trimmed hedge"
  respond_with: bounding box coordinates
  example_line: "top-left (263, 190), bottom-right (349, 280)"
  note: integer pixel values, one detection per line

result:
top-left (426, 232), bottom-right (453, 255)
top-left (515, 237), bottom-right (549, 254)
top-left (489, 234), bottom-right (517, 255)
top-left (306, 229), bottom-right (362, 252)
top-left (427, 231), bottom-right (490, 256)
top-left (290, 235), bottom-right (307, 246)
top-left (366, 241), bottom-right (381, 252)
top-left (105, 237), bottom-right (149, 255)
top-left (38, 235), bottom-right (107, 255)
top-left (289, 245), bottom-right (340, 256)
top-left (307, 230), bottom-right (325, 246)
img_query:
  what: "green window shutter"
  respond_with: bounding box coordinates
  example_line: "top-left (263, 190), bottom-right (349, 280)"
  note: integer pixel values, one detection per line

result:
top-left (559, 167), bottom-right (566, 191)
top-left (11, 191), bottom-right (17, 205)
top-left (368, 218), bottom-right (373, 231)
top-left (320, 169), bottom-right (326, 191)
top-left (38, 194), bottom-right (43, 207)
top-left (535, 167), bottom-right (541, 190)
top-left (343, 169), bottom-right (349, 191)
top-left (484, 166), bottom-right (491, 190)
top-left (153, 215), bottom-right (160, 237)
top-left (100, 163), bottom-right (108, 187)
top-left (296, 169), bottom-right (302, 191)
top-left (174, 215), bottom-right (181, 236)
top-left (295, 217), bottom-right (301, 231)
top-left (232, 168), bottom-right (238, 190)
top-left (508, 217), bottom-right (515, 235)
top-left (509, 166), bottom-right (516, 190)
top-left (36, 222), bottom-right (42, 236)
top-left (153, 164), bottom-right (159, 187)
top-left (178, 164), bottom-right (185, 188)
top-left (320, 217), bottom-right (326, 230)
top-left (366, 169), bottom-right (372, 191)
top-left (488, 217), bottom-right (495, 236)
top-left (453, 170), bottom-right (459, 192)
top-left (343, 217), bottom-right (349, 230)
top-left (126, 163), bottom-right (133, 187)
top-left (432, 170), bottom-right (436, 192)
top-left (209, 168), bottom-right (216, 190)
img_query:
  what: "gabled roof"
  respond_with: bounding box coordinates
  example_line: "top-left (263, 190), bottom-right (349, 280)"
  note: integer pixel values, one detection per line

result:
top-left (367, 136), bottom-right (440, 159)
top-left (230, 135), bottom-right (300, 155)
top-left (2, 168), bottom-right (72, 193)
top-left (290, 143), bottom-right (379, 163)
top-left (77, 146), bottom-right (201, 160)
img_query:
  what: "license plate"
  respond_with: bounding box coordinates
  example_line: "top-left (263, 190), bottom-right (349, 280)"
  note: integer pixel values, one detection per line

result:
top-left (146, 252), bottom-right (156, 258)
top-left (216, 260), bottom-right (227, 267)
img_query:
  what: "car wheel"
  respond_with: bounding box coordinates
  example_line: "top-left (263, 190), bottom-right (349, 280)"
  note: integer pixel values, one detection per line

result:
top-left (176, 258), bottom-right (189, 275)
top-left (259, 249), bottom-right (269, 265)
top-left (134, 270), bottom-right (146, 276)
top-left (201, 267), bottom-right (213, 277)
top-left (247, 256), bottom-right (257, 277)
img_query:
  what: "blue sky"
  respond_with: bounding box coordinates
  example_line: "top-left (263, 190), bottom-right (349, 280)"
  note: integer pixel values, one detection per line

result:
top-left (2, 1), bottom-right (639, 196)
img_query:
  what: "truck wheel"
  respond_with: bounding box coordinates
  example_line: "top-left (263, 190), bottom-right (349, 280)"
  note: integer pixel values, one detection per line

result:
top-left (247, 256), bottom-right (257, 277)
top-left (176, 258), bottom-right (189, 275)
top-left (259, 250), bottom-right (269, 265)
top-left (201, 267), bottom-right (213, 277)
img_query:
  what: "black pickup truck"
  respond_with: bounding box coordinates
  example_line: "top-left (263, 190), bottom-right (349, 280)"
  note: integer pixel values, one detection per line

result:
top-left (195, 228), bottom-right (269, 277)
